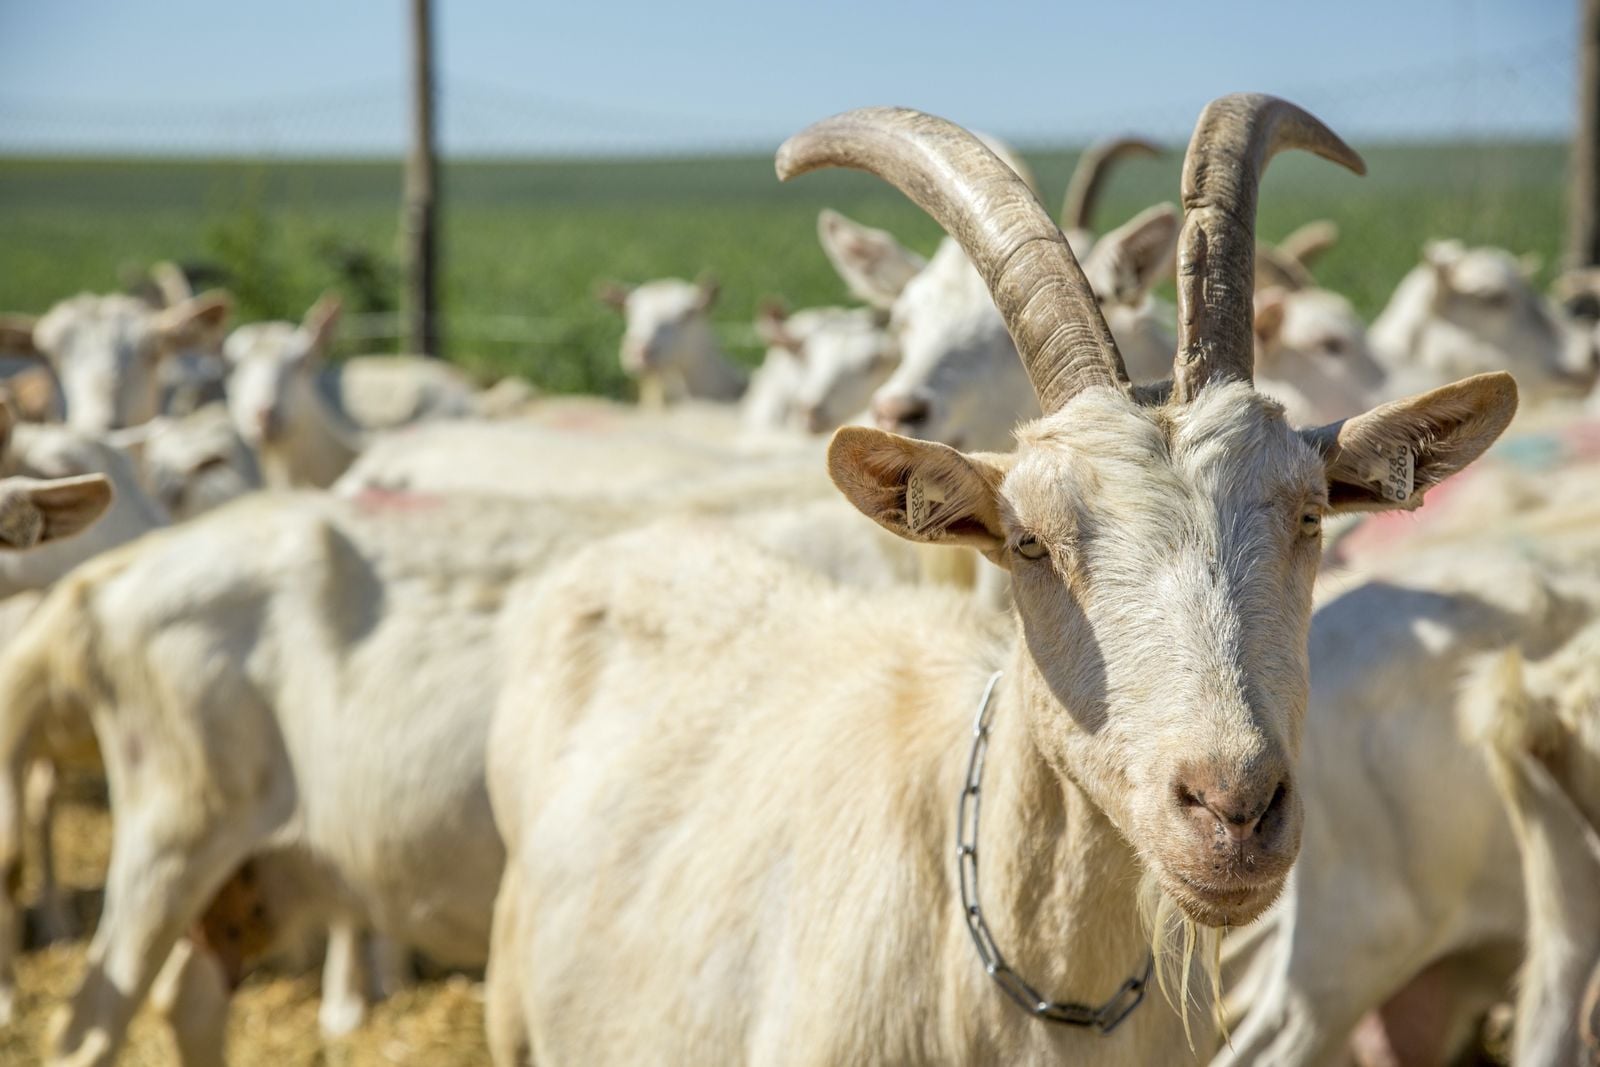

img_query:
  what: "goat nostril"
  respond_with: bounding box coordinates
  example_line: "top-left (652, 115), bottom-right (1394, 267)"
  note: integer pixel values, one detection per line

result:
top-left (1263, 780), bottom-right (1289, 821)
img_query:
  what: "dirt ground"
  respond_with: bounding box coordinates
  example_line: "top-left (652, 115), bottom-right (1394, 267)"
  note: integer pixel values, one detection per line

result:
top-left (1, 789), bottom-right (490, 1066)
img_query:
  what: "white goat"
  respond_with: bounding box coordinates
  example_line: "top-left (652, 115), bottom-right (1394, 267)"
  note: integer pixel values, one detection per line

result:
top-left (1370, 240), bottom-right (1597, 404)
top-left (598, 275), bottom-right (747, 404)
top-left (817, 135), bottom-right (1178, 451)
top-left (1250, 222), bottom-right (1388, 425)
top-left (5, 490), bottom-right (590, 1066)
top-left (1213, 527), bottom-right (1600, 1066)
top-left (113, 403), bottom-right (263, 522)
top-left (226, 293), bottom-right (480, 489)
top-left (1463, 624), bottom-right (1600, 1067)
top-left (2, 291), bottom-right (232, 432)
top-left (481, 99), bottom-right (1516, 1066)
top-left (747, 298), bottom-right (895, 432)
top-left (18, 448), bottom-right (994, 1067)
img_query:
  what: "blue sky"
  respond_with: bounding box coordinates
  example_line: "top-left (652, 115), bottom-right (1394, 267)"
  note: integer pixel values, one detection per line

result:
top-left (0, 0), bottom-right (1578, 156)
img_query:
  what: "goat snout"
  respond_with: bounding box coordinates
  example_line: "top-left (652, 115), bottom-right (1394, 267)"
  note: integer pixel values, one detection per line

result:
top-left (621, 340), bottom-right (654, 373)
top-left (1173, 761), bottom-right (1292, 853)
top-left (872, 392), bottom-right (930, 433)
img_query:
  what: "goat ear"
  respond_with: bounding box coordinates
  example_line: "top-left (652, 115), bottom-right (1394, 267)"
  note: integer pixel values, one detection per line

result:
top-left (300, 292), bottom-right (343, 355)
top-left (0, 315), bottom-right (41, 359)
top-left (755, 299), bottom-right (801, 353)
top-left (595, 281), bottom-right (632, 312)
top-left (1277, 219), bottom-right (1339, 268)
top-left (1254, 288), bottom-right (1289, 349)
top-left (1302, 372), bottom-right (1517, 514)
top-left (156, 291), bottom-right (234, 351)
top-left (828, 426), bottom-right (1010, 556)
top-left (817, 209), bottom-right (925, 311)
top-left (694, 273), bottom-right (720, 312)
top-left (1086, 203), bottom-right (1179, 303)
top-left (0, 474), bottom-right (113, 549)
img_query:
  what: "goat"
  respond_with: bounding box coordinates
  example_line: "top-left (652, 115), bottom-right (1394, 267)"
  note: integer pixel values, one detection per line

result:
top-left (1, 291), bottom-right (232, 432)
top-left (746, 299), bottom-right (895, 432)
top-left (1463, 623), bottom-right (1600, 1066)
top-left (481, 98), bottom-right (1515, 1066)
top-left (1251, 221), bottom-right (1388, 425)
top-left (597, 275), bottom-right (747, 405)
top-left (1370, 240), bottom-right (1596, 404)
top-left (226, 293), bottom-right (480, 489)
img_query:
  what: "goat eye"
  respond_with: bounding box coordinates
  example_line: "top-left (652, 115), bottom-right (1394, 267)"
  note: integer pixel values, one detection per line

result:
top-left (1299, 512), bottom-right (1322, 539)
top-left (1015, 534), bottom-right (1048, 560)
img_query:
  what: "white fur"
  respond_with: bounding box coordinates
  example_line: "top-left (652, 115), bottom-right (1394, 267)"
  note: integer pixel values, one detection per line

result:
top-left (612, 278), bottom-right (746, 404)
top-left (1371, 241), bottom-right (1595, 405)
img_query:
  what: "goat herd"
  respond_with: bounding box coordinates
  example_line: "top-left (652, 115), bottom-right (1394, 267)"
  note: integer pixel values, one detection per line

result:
top-left (0, 93), bottom-right (1596, 1066)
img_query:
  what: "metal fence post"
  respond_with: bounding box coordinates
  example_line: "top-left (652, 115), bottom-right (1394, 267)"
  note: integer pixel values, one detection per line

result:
top-left (404, 0), bottom-right (440, 356)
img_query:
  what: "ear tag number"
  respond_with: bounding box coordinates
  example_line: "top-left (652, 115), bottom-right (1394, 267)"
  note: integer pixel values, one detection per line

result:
top-left (1365, 444), bottom-right (1414, 503)
top-left (906, 471), bottom-right (948, 534)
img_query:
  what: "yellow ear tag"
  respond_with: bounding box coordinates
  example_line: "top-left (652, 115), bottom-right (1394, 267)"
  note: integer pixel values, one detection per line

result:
top-left (1364, 443), bottom-right (1415, 503)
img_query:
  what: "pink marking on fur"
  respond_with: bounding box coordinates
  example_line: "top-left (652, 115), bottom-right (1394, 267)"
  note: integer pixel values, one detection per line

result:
top-left (353, 487), bottom-right (446, 513)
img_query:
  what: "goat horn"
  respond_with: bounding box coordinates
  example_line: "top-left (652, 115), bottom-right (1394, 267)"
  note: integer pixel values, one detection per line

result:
top-left (1060, 135), bottom-right (1161, 233)
top-left (778, 107), bottom-right (1128, 412)
top-left (1277, 219), bottom-right (1340, 267)
top-left (1254, 244), bottom-right (1314, 293)
top-left (1172, 95), bottom-right (1364, 402)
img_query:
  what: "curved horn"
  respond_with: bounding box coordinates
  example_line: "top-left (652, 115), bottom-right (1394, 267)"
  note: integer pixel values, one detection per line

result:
top-left (778, 107), bottom-right (1128, 411)
top-left (1254, 244), bottom-right (1314, 293)
top-left (1060, 135), bottom-right (1161, 233)
top-left (1172, 95), bottom-right (1365, 402)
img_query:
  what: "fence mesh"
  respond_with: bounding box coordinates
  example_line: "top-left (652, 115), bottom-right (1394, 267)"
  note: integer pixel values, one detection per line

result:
top-left (0, 33), bottom-right (1584, 396)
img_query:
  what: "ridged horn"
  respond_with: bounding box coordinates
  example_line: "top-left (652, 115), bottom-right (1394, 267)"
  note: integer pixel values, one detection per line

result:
top-left (1060, 135), bottom-right (1161, 234)
top-left (1172, 95), bottom-right (1365, 402)
top-left (777, 107), bottom-right (1128, 412)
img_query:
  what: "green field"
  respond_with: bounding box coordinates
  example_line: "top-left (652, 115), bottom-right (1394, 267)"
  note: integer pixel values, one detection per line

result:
top-left (0, 141), bottom-right (1571, 397)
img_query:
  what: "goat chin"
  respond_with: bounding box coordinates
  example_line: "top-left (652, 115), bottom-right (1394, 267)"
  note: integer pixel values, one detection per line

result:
top-left (1139, 871), bottom-right (1225, 1052)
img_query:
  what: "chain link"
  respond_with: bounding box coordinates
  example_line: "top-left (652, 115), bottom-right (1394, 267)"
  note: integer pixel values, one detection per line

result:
top-left (956, 671), bottom-right (1155, 1035)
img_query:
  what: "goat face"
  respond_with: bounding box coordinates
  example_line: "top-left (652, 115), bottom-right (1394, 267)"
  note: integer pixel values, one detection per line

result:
top-left (610, 278), bottom-right (719, 379)
top-left (31, 293), bottom-right (229, 432)
top-left (833, 371), bottom-right (1516, 927)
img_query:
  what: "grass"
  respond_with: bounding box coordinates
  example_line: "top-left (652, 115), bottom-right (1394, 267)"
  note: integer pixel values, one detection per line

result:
top-left (0, 141), bottom-right (1571, 397)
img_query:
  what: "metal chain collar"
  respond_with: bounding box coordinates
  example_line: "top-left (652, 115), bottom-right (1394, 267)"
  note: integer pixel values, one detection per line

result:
top-left (956, 671), bottom-right (1154, 1034)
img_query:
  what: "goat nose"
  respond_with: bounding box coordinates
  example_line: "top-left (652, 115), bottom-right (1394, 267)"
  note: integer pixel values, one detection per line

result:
top-left (1174, 766), bottom-right (1290, 845)
top-left (872, 392), bottom-right (930, 431)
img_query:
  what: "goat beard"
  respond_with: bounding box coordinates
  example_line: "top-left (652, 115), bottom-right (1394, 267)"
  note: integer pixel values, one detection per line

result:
top-left (1138, 871), bottom-right (1225, 1053)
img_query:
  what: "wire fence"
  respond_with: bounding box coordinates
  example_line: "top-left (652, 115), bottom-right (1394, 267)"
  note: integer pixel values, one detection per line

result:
top-left (0, 34), bottom-right (1575, 157)
top-left (0, 33), bottom-right (1586, 390)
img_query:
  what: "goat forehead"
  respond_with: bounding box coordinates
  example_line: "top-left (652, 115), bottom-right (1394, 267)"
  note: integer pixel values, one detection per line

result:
top-left (1007, 385), bottom-right (1321, 528)
top-left (626, 282), bottom-right (700, 321)
top-left (226, 323), bottom-right (302, 364)
top-left (39, 299), bottom-right (152, 364)
top-left (1452, 251), bottom-right (1525, 292)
